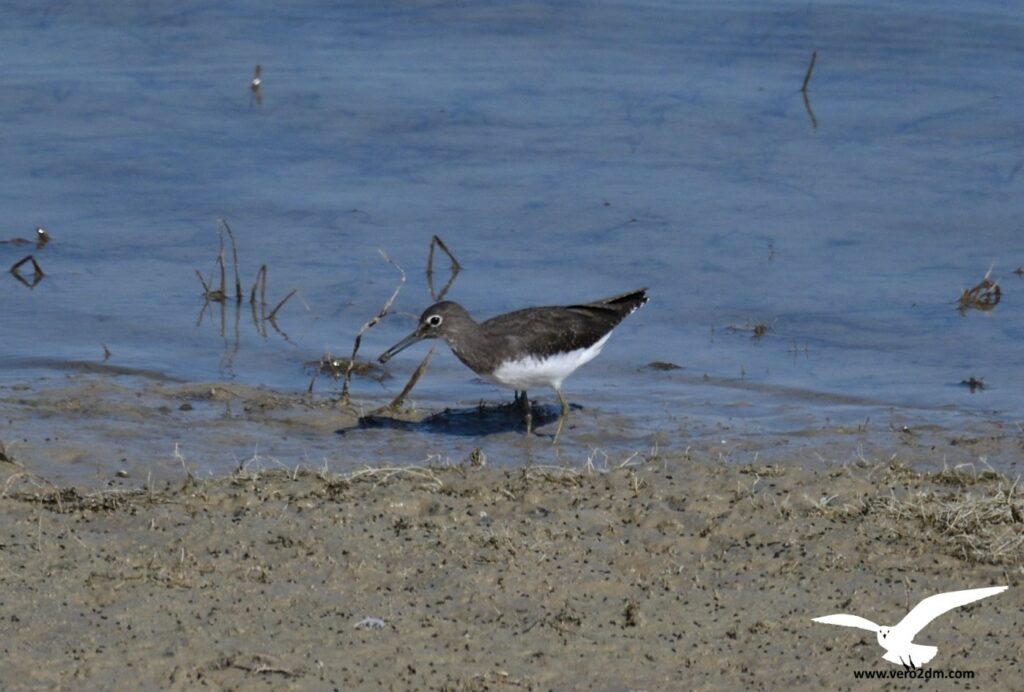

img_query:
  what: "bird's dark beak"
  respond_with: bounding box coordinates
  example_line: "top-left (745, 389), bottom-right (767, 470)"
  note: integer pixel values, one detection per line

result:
top-left (378, 329), bottom-right (424, 364)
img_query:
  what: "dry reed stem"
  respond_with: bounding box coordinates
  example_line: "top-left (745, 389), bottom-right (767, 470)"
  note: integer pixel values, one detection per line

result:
top-left (217, 230), bottom-right (226, 299)
top-left (193, 225), bottom-right (298, 341)
top-left (267, 288), bottom-right (298, 322)
top-left (250, 65), bottom-right (263, 106)
top-left (195, 269), bottom-right (211, 294)
top-left (802, 90), bottom-right (818, 129)
top-left (338, 465), bottom-right (445, 491)
top-left (801, 51), bottom-right (817, 93)
top-left (249, 264), bottom-right (267, 305)
top-left (377, 347), bottom-right (435, 413)
top-left (340, 250), bottom-right (406, 405)
top-left (10, 255), bottom-right (45, 279)
top-left (220, 219), bottom-right (243, 302)
top-left (426, 234), bottom-right (462, 300)
top-left (800, 51), bottom-right (819, 129)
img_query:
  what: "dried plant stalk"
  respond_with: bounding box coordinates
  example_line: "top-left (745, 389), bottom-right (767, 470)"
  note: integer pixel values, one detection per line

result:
top-left (267, 288), bottom-right (298, 322)
top-left (801, 51), bottom-right (817, 93)
top-left (340, 250), bottom-right (406, 405)
top-left (220, 219), bottom-right (243, 302)
top-left (378, 347), bottom-right (434, 413)
top-left (426, 234), bottom-right (462, 300)
top-left (249, 264), bottom-right (267, 305)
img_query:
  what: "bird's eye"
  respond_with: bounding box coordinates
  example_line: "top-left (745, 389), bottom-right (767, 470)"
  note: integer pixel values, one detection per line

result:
top-left (427, 314), bottom-right (443, 327)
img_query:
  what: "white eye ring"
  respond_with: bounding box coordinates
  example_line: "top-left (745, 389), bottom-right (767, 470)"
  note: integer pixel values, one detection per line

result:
top-left (427, 314), bottom-right (443, 327)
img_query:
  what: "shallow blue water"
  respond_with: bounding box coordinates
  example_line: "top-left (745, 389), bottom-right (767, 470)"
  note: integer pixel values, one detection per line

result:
top-left (2, 1), bottom-right (1023, 474)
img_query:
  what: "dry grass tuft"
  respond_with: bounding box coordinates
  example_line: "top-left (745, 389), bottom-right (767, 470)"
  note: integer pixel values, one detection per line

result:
top-left (812, 462), bottom-right (1024, 566)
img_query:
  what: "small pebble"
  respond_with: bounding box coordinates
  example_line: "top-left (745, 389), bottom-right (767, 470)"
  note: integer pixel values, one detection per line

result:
top-left (354, 617), bottom-right (386, 630)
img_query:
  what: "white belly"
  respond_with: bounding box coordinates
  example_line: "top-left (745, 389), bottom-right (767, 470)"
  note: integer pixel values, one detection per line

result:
top-left (487, 333), bottom-right (610, 391)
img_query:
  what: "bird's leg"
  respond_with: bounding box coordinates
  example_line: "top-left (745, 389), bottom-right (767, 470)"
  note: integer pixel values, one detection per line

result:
top-left (553, 389), bottom-right (569, 443)
top-left (517, 390), bottom-right (532, 434)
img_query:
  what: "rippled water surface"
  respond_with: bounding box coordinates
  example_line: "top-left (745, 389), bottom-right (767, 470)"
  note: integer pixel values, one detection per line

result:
top-left (2, 1), bottom-right (1023, 477)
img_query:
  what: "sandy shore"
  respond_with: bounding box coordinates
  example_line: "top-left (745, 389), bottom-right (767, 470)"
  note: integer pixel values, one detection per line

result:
top-left (1, 450), bottom-right (1020, 690)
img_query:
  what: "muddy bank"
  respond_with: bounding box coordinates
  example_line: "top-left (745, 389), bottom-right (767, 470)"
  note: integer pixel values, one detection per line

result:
top-left (0, 455), bottom-right (1019, 690)
top-left (3, 373), bottom-right (1023, 487)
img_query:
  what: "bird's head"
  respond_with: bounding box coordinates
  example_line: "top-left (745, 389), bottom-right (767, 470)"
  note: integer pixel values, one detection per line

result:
top-left (876, 627), bottom-right (891, 646)
top-left (379, 301), bottom-right (473, 363)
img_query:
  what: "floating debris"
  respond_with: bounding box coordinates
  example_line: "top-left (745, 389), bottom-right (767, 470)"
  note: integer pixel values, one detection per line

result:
top-left (957, 268), bottom-right (1001, 314)
top-left (309, 354), bottom-right (388, 383)
top-left (726, 321), bottom-right (774, 341)
top-left (644, 361), bottom-right (681, 371)
top-left (2, 226), bottom-right (49, 249)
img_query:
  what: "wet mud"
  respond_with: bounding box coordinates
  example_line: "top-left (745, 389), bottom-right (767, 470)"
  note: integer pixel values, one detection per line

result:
top-left (1, 453), bottom-right (1020, 689)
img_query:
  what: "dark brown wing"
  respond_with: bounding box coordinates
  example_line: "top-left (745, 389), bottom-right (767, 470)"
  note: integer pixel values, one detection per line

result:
top-left (577, 288), bottom-right (648, 316)
top-left (477, 288), bottom-right (647, 366)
